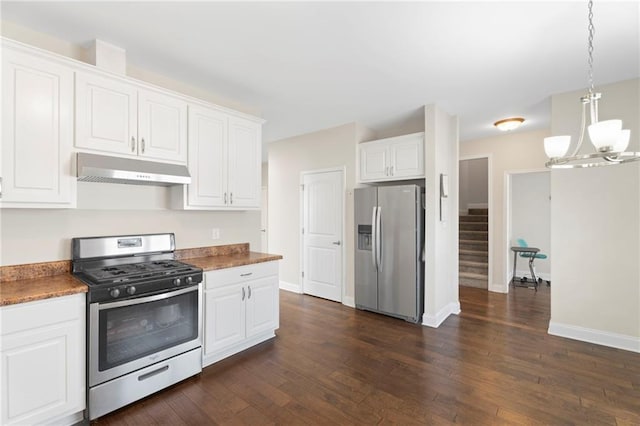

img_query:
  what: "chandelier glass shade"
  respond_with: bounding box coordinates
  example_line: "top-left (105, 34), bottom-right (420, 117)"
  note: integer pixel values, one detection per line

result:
top-left (544, 1), bottom-right (640, 169)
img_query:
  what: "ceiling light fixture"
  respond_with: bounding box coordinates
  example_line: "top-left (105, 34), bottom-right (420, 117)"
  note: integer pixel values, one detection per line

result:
top-left (544, 0), bottom-right (639, 169)
top-left (494, 117), bottom-right (525, 131)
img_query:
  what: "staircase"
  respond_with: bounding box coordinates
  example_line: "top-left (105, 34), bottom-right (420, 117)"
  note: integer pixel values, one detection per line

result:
top-left (459, 208), bottom-right (488, 289)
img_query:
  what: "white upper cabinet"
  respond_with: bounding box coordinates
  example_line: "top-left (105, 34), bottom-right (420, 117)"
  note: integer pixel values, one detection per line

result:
top-left (186, 106), bottom-right (228, 207)
top-left (358, 132), bottom-right (424, 182)
top-left (1, 43), bottom-right (76, 208)
top-left (227, 116), bottom-right (261, 208)
top-left (172, 106), bottom-right (262, 210)
top-left (76, 71), bottom-right (187, 164)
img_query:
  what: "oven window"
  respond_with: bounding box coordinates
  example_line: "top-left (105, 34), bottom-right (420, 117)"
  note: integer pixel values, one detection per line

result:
top-left (98, 290), bottom-right (198, 371)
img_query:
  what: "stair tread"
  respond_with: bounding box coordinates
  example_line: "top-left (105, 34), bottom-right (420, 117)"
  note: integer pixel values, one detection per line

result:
top-left (459, 260), bottom-right (488, 267)
top-left (460, 230), bottom-right (488, 234)
top-left (459, 271), bottom-right (488, 279)
top-left (459, 249), bottom-right (488, 254)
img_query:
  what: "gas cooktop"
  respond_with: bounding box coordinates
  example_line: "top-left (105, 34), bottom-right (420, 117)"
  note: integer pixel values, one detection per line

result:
top-left (71, 233), bottom-right (203, 303)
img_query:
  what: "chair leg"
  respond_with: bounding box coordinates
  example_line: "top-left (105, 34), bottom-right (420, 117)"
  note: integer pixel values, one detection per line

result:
top-left (528, 257), bottom-right (538, 292)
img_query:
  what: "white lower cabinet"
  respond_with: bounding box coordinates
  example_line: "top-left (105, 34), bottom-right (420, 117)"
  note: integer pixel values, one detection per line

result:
top-left (203, 261), bottom-right (279, 366)
top-left (0, 293), bottom-right (85, 425)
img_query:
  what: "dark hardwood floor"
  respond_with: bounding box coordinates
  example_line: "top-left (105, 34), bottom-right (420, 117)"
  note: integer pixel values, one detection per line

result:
top-left (96, 285), bottom-right (640, 425)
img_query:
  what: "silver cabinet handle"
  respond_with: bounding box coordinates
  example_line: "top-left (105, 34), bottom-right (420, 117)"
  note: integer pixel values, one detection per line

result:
top-left (242, 287), bottom-right (245, 301)
top-left (224, 192), bottom-right (227, 204)
top-left (385, 166), bottom-right (389, 176)
top-left (131, 136), bottom-right (136, 152)
top-left (390, 166), bottom-right (394, 176)
top-left (230, 192), bottom-right (233, 204)
top-left (141, 137), bottom-right (146, 153)
top-left (248, 286), bottom-right (252, 299)
top-left (240, 272), bottom-right (253, 277)
top-left (332, 241), bottom-right (341, 245)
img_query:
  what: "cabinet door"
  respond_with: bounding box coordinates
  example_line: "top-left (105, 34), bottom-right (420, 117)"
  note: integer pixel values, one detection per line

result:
top-left (1, 48), bottom-right (75, 207)
top-left (187, 106), bottom-right (228, 207)
top-left (204, 284), bottom-right (246, 356)
top-left (359, 141), bottom-right (388, 182)
top-left (138, 89), bottom-right (188, 163)
top-left (227, 117), bottom-right (261, 208)
top-left (0, 294), bottom-right (85, 425)
top-left (75, 71), bottom-right (138, 156)
top-left (389, 135), bottom-right (424, 179)
top-left (245, 275), bottom-right (279, 338)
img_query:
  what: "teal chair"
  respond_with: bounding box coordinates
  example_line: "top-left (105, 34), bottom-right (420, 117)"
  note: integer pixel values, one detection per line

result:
top-left (516, 238), bottom-right (550, 286)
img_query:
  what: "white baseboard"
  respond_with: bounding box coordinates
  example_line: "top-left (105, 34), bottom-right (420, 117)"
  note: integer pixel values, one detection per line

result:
top-left (489, 282), bottom-right (509, 293)
top-left (422, 301), bottom-right (461, 328)
top-left (548, 321), bottom-right (640, 353)
top-left (279, 280), bottom-right (302, 294)
top-left (342, 296), bottom-right (355, 308)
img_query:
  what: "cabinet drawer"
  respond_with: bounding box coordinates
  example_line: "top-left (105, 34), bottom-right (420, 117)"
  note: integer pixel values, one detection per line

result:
top-left (1, 294), bottom-right (84, 336)
top-left (205, 261), bottom-right (278, 290)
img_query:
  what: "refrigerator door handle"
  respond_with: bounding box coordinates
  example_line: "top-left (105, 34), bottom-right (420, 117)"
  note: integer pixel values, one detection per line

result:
top-left (376, 205), bottom-right (382, 270)
top-left (371, 206), bottom-right (378, 270)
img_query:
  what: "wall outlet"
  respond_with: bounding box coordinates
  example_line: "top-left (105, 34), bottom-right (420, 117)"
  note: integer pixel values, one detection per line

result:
top-left (211, 228), bottom-right (220, 240)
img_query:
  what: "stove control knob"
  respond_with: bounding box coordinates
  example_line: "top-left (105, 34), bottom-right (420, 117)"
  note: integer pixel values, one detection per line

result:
top-left (173, 278), bottom-right (181, 286)
top-left (109, 288), bottom-right (120, 298)
top-left (127, 286), bottom-right (136, 295)
top-left (185, 276), bottom-right (193, 285)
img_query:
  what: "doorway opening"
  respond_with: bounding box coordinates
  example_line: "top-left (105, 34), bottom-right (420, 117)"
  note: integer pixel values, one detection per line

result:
top-left (299, 168), bottom-right (345, 303)
top-left (459, 156), bottom-right (491, 290)
top-left (506, 170), bottom-right (551, 292)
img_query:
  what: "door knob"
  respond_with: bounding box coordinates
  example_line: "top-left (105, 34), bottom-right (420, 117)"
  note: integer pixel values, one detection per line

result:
top-left (332, 241), bottom-right (341, 245)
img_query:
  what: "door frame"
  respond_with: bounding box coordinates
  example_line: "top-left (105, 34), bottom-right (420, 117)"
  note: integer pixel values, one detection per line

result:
top-left (459, 154), bottom-right (493, 292)
top-left (503, 168), bottom-right (550, 292)
top-left (299, 167), bottom-right (346, 303)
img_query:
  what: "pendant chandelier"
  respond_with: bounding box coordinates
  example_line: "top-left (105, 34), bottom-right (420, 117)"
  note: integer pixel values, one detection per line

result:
top-left (544, 0), bottom-right (640, 169)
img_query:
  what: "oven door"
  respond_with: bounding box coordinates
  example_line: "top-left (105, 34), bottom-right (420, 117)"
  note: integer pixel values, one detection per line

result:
top-left (89, 284), bottom-right (202, 387)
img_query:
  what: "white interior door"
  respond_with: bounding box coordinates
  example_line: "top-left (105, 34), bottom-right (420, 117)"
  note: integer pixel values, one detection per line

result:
top-left (302, 170), bottom-right (344, 302)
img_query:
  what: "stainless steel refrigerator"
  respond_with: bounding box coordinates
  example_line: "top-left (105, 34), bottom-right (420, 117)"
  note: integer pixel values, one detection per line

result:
top-left (355, 184), bottom-right (425, 323)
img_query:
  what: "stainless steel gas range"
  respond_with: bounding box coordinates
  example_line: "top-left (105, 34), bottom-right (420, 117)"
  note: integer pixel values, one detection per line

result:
top-left (72, 233), bottom-right (203, 420)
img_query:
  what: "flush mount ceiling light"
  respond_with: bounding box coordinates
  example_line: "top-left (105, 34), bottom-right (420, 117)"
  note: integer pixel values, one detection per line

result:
top-left (544, 0), bottom-right (639, 169)
top-left (494, 117), bottom-right (525, 131)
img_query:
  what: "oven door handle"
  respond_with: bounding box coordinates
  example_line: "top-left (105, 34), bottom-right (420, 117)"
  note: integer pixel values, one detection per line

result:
top-left (95, 285), bottom-right (199, 310)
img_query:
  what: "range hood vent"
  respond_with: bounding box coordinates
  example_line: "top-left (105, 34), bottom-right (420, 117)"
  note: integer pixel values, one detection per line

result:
top-left (77, 153), bottom-right (191, 186)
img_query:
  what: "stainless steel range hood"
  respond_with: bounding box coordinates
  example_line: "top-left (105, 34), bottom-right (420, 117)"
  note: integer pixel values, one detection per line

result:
top-left (77, 153), bottom-right (191, 186)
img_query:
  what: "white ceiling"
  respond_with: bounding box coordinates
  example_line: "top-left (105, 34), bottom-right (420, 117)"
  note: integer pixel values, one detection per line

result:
top-left (2, 1), bottom-right (639, 146)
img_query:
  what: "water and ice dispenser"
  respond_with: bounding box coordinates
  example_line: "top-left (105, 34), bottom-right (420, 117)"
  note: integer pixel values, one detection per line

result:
top-left (357, 225), bottom-right (372, 251)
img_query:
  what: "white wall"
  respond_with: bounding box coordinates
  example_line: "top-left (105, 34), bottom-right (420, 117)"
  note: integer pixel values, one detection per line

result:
top-left (268, 123), bottom-right (373, 304)
top-left (422, 105), bottom-right (460, 327)
top-left (0, 22), bottom-right (263, 266)
top-left (460, 129), bottom-right (550, 293)
top-left (510, 172), bottom-right (550, 278)
top-left (459, 157), bottom-right (488, 213)
top-left (549, 78), bottom-right (640, 352)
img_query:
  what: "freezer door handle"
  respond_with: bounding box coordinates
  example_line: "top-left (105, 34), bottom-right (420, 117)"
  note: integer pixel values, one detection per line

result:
top-left (376, 206), bottom-right (382, 270)
top-left (371, 206), bottom-right (378, 270)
